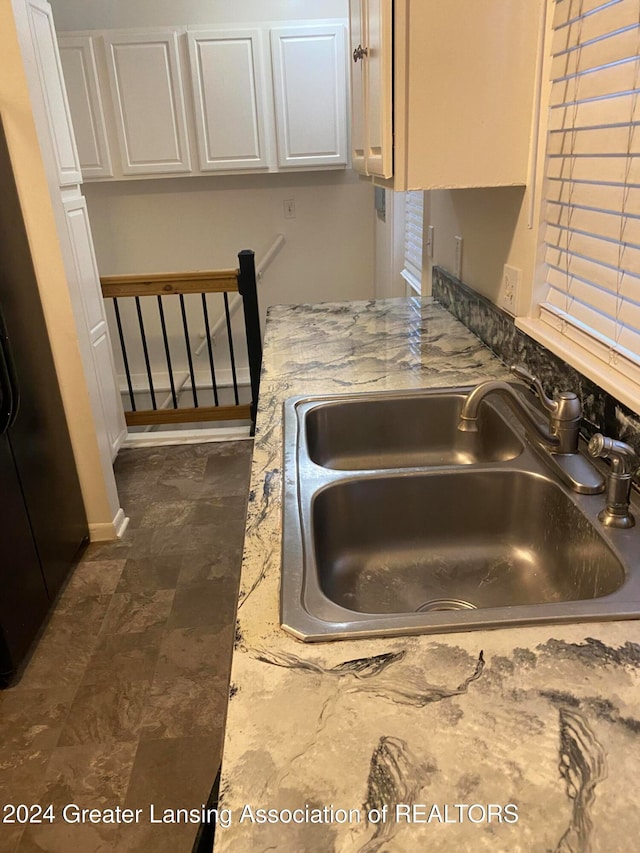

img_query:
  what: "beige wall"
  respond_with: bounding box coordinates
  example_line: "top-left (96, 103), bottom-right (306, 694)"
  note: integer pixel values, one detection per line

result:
top-left (427, 1), bottom-right (551, 315)
top-left (1, 1), bottom-right (116, 529)
top-left (429, 186), bottom-right (533, 311)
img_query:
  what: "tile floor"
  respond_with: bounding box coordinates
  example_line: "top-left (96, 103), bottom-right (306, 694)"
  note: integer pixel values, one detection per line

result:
top-left (0, 440), bottom-right (253, 853)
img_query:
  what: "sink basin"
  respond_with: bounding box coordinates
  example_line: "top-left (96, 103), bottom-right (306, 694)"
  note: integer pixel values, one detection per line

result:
top-left (312, 470), bottom-right (624, 614)
top-left (281, 387), bottom-right (640, 641)
top-left (303, 389), bottom-right (523, 469)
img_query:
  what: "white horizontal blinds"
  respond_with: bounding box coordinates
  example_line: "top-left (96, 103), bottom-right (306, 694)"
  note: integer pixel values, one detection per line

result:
top-left (541, 0), bottom-right (640, 385)
top-left (401, 191), bottom-right (424, 292)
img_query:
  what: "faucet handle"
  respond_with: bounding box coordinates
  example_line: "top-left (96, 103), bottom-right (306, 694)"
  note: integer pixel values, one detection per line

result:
top-left (510, 365), bottom-right (583, 427)
top-left (510, 365), bottom-right (558, 414)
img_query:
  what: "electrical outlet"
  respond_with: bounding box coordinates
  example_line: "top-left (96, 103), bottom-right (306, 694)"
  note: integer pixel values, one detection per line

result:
top-left (499, 264), bottom-right (521, 315)
top-left (283, 199), bottom-right (296, 219)
top-left (426, 225), bottom-right (435, 259)
top-left (454, 236), bottom-right (463, 279)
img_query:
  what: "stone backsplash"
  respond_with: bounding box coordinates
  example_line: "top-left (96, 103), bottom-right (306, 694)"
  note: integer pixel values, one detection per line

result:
top-left (432, 266), bottom-right (640, 474)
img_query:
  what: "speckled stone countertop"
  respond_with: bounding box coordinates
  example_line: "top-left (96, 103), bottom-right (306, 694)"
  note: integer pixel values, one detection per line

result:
top-left (214, 298), bottom-right (640, 852)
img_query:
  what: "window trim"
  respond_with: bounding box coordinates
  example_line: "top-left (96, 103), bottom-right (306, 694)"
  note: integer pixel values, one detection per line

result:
top-left (400, 190), bottom-right (424, 294)
top-left (524, 0), bottom-right (640, 417)
top-left (517, 316), bottom-right (640, 414)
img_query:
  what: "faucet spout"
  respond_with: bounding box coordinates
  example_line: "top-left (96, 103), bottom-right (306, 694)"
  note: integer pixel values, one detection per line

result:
top-left (458, 380), bottom-right (561, 449)
top-left (458, 368), bottom-right (605, 494)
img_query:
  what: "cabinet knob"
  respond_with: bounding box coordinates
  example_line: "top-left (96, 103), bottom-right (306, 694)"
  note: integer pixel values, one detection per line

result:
top-left (352, 44), bottom-right (369, 62)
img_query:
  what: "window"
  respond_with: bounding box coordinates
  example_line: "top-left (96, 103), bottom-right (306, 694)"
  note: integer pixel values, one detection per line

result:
top-left (520, 0), bottom-right (640, 413)
top-left (400, 190), bottom-right (424, 293)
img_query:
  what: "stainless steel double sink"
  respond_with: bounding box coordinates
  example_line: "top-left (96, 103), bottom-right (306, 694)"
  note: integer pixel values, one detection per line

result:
top-left (281, 386), bottom-right (640, 641)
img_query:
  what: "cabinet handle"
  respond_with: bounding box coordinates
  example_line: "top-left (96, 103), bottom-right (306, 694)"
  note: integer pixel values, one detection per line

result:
top-left (0, 304), bottom-right (19, 434)
top-left (352, 44), bottom-right (369, 62)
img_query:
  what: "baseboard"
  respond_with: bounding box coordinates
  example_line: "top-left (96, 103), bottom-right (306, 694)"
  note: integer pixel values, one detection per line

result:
top-left (88, 507), bottom-right (130, 542)
top-left (123, 426), bottom-right (252, 448)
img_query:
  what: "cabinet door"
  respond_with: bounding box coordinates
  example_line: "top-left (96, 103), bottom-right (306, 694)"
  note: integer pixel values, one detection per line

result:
top-left (348, 1), bottom-right (366, 174)
top-left (103, 30), bottom-right (191, 175)
top-left (62, 194), bottom-right (127, 458)
top-left (363, 0), bottom-right (393, 178)
top-left (58, 35), bottom-right (113, 179)
top-left (187, 29), bottom-right (270, 171)
top-left (270, 24), bottom-right (348, 169)
top-left (24, 0), bottom-right (82, 186)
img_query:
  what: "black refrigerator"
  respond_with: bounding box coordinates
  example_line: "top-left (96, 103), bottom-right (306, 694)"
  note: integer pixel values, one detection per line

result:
top-left (0, 117), bottom-right (89, 685)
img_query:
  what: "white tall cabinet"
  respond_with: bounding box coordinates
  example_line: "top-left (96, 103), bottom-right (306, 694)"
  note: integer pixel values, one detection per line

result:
top-left (61, 194), bottom-right (126, 459)
top-left (24, 0), bottom-right (82, 185)
top-left (14, 0), bottom-right (127, 539)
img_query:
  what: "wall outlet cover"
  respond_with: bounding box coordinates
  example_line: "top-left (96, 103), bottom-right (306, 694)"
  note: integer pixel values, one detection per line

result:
top-left (499, 264), bottom-right (521, 315)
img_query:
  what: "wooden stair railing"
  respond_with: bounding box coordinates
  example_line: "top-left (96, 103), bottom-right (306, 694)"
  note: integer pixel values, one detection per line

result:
top-left (100, 249), bottom-right (262, 433)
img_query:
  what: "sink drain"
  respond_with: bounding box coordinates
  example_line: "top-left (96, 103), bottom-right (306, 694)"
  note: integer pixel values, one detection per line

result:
top-left (416, 598), bottom-right (477, 612)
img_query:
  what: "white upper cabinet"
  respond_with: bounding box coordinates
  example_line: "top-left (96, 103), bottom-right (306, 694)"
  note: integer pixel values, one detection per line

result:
top-left (270, 24), bottom-right (348, 169)
top-left (58, 35), bottom-right (112, 179)
top-left (57, 19), bottom-right (350, 180)
top-left (25, 0), bottom-right (82, 186)
top-left (103, 31), bottom-right (191, 175)
top-left (187, 28), bottom-right (269, 172)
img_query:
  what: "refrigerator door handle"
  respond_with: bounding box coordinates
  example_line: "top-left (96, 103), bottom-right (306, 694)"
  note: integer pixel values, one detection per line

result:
top-left (0, 304), bottom-right (19, 433)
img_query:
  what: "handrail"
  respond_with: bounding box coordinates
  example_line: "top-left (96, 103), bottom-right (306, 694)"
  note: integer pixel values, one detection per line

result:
top-left (139, 239), bottom-right (283, 432)
top-left (101, 249), bottom-right (262, 433)
top-left (201, 234), bottom-right (285, 352)
top-left (256, 233), bottom-right (286, 281)
top-left (100, 269), bottom-right (238, 297)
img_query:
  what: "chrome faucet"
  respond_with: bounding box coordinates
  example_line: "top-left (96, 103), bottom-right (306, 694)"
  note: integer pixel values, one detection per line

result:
top-left (588, 434), bottom-right (637, 528)
top-left (458, 365), bottom-right (605, 494)
top-left (459, 365), bottom-right (581, 452)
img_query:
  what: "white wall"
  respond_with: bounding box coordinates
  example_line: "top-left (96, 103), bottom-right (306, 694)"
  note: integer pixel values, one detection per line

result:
top-left (48, 0), bottom-right (375, 395)
top-left (85, 171), bottom-right (374, 309)
top-left (49, 0), bottom-right (349, 30)
top-left (87, 171), bottom-right (375, 390)
top-left (51, 0), bottom-right (373, 315)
